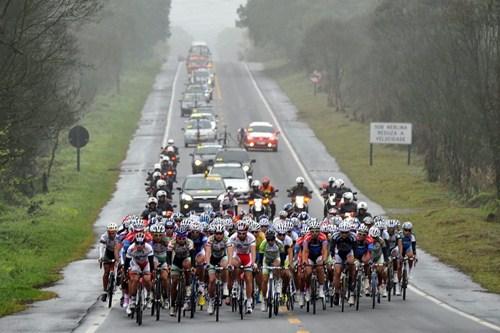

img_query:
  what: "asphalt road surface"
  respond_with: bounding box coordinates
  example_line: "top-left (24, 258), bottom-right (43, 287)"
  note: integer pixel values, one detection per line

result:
top-left (76, 58), bottom-right (499, 333)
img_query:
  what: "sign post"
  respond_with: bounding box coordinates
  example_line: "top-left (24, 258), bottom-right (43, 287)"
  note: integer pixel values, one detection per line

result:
top-left (68, 125), bottom-right (90, 172)
top-left (309, 70), bottom-right (322, 96)
top-left (369, 122), bottom-right (412, 166)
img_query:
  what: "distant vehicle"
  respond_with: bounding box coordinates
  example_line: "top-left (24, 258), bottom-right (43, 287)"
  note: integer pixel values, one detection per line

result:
top-left (190, 112), bottom-right (217, 130)
top-left (189, 41), bottom-right (211, 57)
top-left (191, 104), bottom-right (216, 115)
top-left (191, 68), bottom-right (215, 87)
top-left (184, 83), bottom-right (212, 102)
top-left (183, 119), bottom-right (217, 147)
top-left (214, 148), bottom-right (256, 178)
top-left (209, 163), bottom-right (250, 199)
top-left (179, 93), bottom-right (207, 117)
top-left (190, 143), bottom-right (223, 174)
top-left (177, 174), bottom-right (225, 215)
top-left (244, 121), bottom-right (280, 152)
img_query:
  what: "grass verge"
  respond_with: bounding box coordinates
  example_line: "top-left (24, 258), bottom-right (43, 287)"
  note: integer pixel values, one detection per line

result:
top-left (0, 60), bottom-right (161, 316)
top-left (265, 64), bottom-right (500, 293)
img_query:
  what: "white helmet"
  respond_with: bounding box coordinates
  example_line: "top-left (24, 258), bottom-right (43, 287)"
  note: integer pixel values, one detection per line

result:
top-left (328, 176), bottom-right (335, 183)
top-left (167, 139), bottom-right (174, 145)
top-left (357, 201), bottom-right (368, 210)
top-left (334, 179), bottom-right (342, 187)
top-left (156, 179), bottom-right (167, 188)
top-left (343, 192), bottom-right (354, 201)
top-left (156, 190), bottom-right (167, 198)
top-left (338, 221), bottom-right (350, 232)
top-left (153, 171), bottom-right (161, 178)
top-left (154, 163), bottom-right (161, 170)
top-left (369, 226), bottom-right (381, 238)
top-left (166, 146), bottom-right (175, 153)
top-left (296, 176), bottom-right (305, 184)
top-left (147, 197), bottom-right (158, 205)
top-left (251, 180), bottom-right (261, 187)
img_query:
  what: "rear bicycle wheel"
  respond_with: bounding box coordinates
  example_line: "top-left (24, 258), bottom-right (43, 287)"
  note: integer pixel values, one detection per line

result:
top-left (273, 292), bottom-right (279, 316)
top-left (341, 274), bottom-right (346, 312)
top-left (177, 278), bottom-right (184, 323)
top-left (136, 286), bottom-right (143, 326)
top-left (268, 279), bottom-right (273, 318)
top-left (402, 267), bottom-right (408, 301)
top-left (107, 272), bottom-right (114, 308)
top-left (387, 264), bottom-right (393, 302)
top-left (355, 274), bottom-right (361, 311)
top-left (215, 282), bottom-right (221, 322)
top-left (311, 277), bottom-right (317, 315)
top-left (155, 275), bottom-right (161, 321)
top-left (371, 273), bottom-right (377, 309)
top-left (239, 281), bottom-right (244, 320)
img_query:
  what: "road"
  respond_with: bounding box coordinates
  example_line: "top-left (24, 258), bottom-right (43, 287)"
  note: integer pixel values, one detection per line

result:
top-left (75, 58), bottom-right (498, 333)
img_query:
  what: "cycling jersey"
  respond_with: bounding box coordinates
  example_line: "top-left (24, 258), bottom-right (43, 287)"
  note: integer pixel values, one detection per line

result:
top-left (99, 232), bottom-right (117, 262)
top-left (189, 232), bottom-right (208, 255)
top-left (259, 239), bottom-right (284, 262)
top-left (207, 235), bottom-right (229, 259)
top-left (152, 236), bottom-right (171, 264)
top-left (402, 233), bottom-right (416, 254)
top-left (330, 232), bottom-right (357, 259)
top-left (387, 231), bottom-right (402, 250)
top-left (302, 232), bottom-right (328, 260)
top-left (167, 238), bottom-right (194, 259)
top-left (125, 243), bottom-right (154, 273)
top-left (353, 235), bottom-right (374, 259)
top-left (228, 232), bottom-right (256, 254)
top-left (254, 231), bottom-right (266, 250)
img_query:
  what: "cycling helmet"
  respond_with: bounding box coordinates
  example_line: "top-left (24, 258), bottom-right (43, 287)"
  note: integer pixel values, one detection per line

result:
top-left (135, 232), bottom-right (146, 244)
top-left (290, 216), bottom-right (300, 227)
top-left (369, 226), bottom-right (381, 238)
top-left (147, 197), bottom-right (158, 205)
top-left (363, 216), bottom-right (374, 225)
top-left (164, 218), bottom-right (175, 228)
top-left (249, 221), bottom-right (260, 232)
top-left (180, 218), bottom-right (191, 230)
top-left (236, 221), bottom-right (249, 232)
top-left (214, 223), bottom-right (225, 233)
top-left (153, 171), bottom-right (161, 179)
top-left (308, 218), bottom-right (320, 231)
top-left (156, 190), bottom-right (167, 199)
top-left (176, 226), bottom-right (188, 237)
top-left (156, 179), bottom-right (167, 188)
top-left (224, 219), bottom-right (235, 231)
top-left (262, 176), bottom-right (270, 185)
top-left (107, 223), bottom-right (118, 231)
top-left (402, 221), bottom-right (413, 230)
top-left (259, 217), bottom-right (270, 227)
top-left (373, 216), bottom-right (386, 224)
top-left (133, 220), bottom-right (145, 232)
top-left (328, 207), bottom-right (338, 216)
top-left (375, 220), bottom-right (386, 230)
top-left (278, 210), bottom-right (288, 219)
top-left (328, 176), bottom-right (335, 183)
top-left (154, 163), bottom-right (161, 170)
top-left (283, 219), bottom-right (294, 232)
top-left (320, 223), bottom-right (330, 233)
top-left (357, 201), bottom-right (368, 210)
top-left (296, 176), bottom-right (305, 184)
top-left (300, 224), bottom-right (310, 235)
top-left (251, 180), bottom-right (261, 188)
top-left (199, 213), bottom-right (210, 224)
top-left (343, 192), bottom-right (354, 201)
top-left (338, 221), bottom-right (351, 232)
top-left (190, 221), bottom-right (203, 232)
top-left (283, 203), bottom-right (293, 212)
top-left (152, 224), bottom-right (166, 234)
top-left (386, 219), bottom-right (397, 228)
top-left (167, 139), bottom-right (174, 145)
top-left (265, 229), bottom-right (276, 241)
top-left (298, 211), bottom-right (309, 221)
top-left (149, 216), bottom-right (160, 226)
top-left (358, 224), bottom-right (369, 234)
top-left (331, 216), bottom-right (343, 226)
top-left (173, 212), bottom-right (183, 222)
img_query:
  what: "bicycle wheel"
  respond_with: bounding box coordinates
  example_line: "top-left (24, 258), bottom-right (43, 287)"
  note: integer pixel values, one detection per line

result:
top-left (215, 281), bottom-right (221, 322)
top-left (239, 281), bottom-right (244, 320)
top-left (273, 292), bottom-right (279, 316)
top-left (311, 276), bottom-right (317, 315)
top-left (387, 263), bottom-right (393, 302)
top-left (190, 278), bottom-right (196, 319)
top-left (268, 278), bottom-right (273, 318)
top-left (155, 275), bottom-right (161, 321)
top-left (136, 285), bottom-right (143, 326)
top-left (107, 272), bottom-right (114, 308)
top-left (402, 266), bottom-right (407, 301)
top-left (341, 274), bottom-right (346, 313)
top-left (371, 272), bottom-right (377, 309)
top-left (177, 277), bottom-right (184, 323)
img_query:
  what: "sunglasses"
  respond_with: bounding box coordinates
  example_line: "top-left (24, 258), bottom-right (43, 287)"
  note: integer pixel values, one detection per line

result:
top-left (215, 232), bottom-right (224, 235)
top-left (237, 232), bottom-right (247, 236)
top-left (403, 229), bottom-right (412, 232)
top-left (278, 233), bottom-right (286, 237)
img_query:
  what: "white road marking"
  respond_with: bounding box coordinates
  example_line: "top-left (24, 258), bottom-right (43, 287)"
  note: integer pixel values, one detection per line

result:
top-left (162, 62), bottom-right (182, 147)
top-left (244, 62), bottom-right (500, 333)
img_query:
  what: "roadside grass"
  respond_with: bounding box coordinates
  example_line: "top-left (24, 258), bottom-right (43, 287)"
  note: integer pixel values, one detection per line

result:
top-left (0, 61), bottom-right (160, 316)
top-left (265, 64), bottom-right (500, 293)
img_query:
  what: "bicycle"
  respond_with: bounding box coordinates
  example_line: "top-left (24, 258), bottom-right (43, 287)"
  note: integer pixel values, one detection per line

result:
top-left (386, 256), bottom-right (395, 302)
top-left (100, 260), bottom-right (116, 308)
top-left (304, 264), bottom-right (326, 314)
top-left (284, 273), bottom-right (296, 311)
top-left (151, 267), bottom-right (162, 321)
top-left (130, 272), bottom-right (146, 326)
top-left (354, 260), bottom-right (363, 311)
top-left (173, 268), bottom-right (187, 323)
top-left (370, 262), bottom-right (382, 309)
top-left (213, 266), bottom-right (226, 322)
top-left (230, 265), bottom-right (246, 320)
top-left (339, 263), bottom-right (350, 313)
top-left (265, 266), bottom-right (282, 318)
top-left (401, 256), bottom-right (414, 301)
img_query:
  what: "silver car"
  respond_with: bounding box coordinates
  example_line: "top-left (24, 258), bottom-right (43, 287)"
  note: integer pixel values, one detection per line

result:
top-left (208, 162), bottom-right (250, 200)
top-left (183, 119), bottom-right (217, 147)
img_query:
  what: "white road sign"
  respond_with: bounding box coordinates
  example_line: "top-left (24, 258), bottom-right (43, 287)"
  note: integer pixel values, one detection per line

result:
top-left (370, 122), bottom-right (412, 145)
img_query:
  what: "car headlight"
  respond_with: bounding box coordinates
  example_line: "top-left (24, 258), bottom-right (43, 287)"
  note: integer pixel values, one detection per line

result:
top-left (242, 165), bottom-right (250, 172)
top-left (194, 159), bottom-right (202, 166)
top-left (181, 193), bottom-right (193, 201)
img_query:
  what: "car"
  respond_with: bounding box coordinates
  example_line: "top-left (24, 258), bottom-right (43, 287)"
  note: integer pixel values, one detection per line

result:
top-left (244, 121), bottom-right (280, 152)
top-left (190, 112), bottom-right (217, 130)
top-left (192, 104), bottom-right (215, 115)
top-left (179, 93), bottom-right (208, 117)
top-left (190, 143), bottom-right (223, 174)
top-left (191, 68), bottom-right (215, 87)
top-left (208, 163), bottom-right (250, 199)
top-left (183, 119), bottom-right (217, 147)
top-left (177, 174), bottom-right (226, 215)
top-left (184, 83), bottom-right (212, 102)
top-left (214, 148), bottom-right (256, 177)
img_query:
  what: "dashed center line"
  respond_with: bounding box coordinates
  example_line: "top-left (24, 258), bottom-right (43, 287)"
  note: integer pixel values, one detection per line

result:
top-left (288, 317), bottom-right (301, 324)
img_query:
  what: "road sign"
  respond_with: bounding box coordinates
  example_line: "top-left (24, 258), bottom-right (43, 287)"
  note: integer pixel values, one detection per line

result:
top-left (369, 122), bottom-right (413, 166)
top-left (68, 125), bottom-right (89, 172)
top-left (69, 125), bottom-right (89, 148)
top-left (370, 122), bottom-right (412, 145)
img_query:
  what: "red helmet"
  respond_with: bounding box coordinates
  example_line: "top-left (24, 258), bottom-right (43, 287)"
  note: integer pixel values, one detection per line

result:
top-left (262, 176), bottom-right (270, 185)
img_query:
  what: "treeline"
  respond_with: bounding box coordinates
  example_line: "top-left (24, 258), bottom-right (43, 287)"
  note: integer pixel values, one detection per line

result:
top-left (0, 0), bottom-right (171, 201)
top-left (238, 0), bottom-right (500, 200)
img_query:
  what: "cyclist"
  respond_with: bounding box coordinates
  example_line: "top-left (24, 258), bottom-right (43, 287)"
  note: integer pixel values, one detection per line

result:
top-left (227, 220), bottom-right (257, 314)
top-left (259, 229), bottom-right (285, 312)
top-left (353, 224), bottom-right (375, 296)
top-left (205, 222), bottom-right (230, 314)
top-left (275, 223), bottom-right (294, 299)
top-left (339, 192), bottom-right (357, 216)
top-left (330, 221), bottom-right (357, 306)
top-left (369, 226), bottom-right (389, 297)
top-left (150, 224), bottom-right (170, 305)
top-left (98, 223), bottom-right (118, 302)
top-left (188, 220), bottom-right (208, 294)
top-left (259, 177), bottom-right (278, 219)
top-left (166, 226), bottom-right (195, 316)
top-left (401, 221), bottom-right (417, 279)
top-left (301, 219), bottom-right (328, 302)
top-left (124, 232), bottom-right (155, 315)
top-left (386, 219), bottom-right (403, 295)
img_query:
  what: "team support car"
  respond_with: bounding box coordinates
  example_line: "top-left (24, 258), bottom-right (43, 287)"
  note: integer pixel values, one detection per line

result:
top-left (190, 112), bottom-right (217, 130)
top-left (183, 119), bottom-right (217, 147)
top-left (208, 163), bottom-right (250, 200)
top-left (190, 143), bottom-right (222, 174)
top-left (177, 174), bottom-right (226, 215)
top-left (179, 92), bottom-right (208, 117)
top-left (214, 148), bottom-right (256, 178)
top-left (244, 121), bottom-right (280, 152)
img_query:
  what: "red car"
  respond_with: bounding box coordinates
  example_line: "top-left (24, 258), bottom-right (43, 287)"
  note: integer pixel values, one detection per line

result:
top-left (244, 121), bottom-right (280, 152)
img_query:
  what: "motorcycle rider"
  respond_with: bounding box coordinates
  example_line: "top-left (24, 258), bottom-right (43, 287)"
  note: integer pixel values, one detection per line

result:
top-left (141, 197), bottom-right (162, 220)
top-left (322, 176), bottom-right (337, 217)
top-left (164, 138), bottom-right (179, 155)
top-left (259, 176), bottom-right (277, 219)
top-left (288, 176), bottom-right (311, 198)
top-left (339, 192), bottom-right (357, 216)
top-left (249, 180), bottom-right (264, 200)
top-left (356, 201), bottom-right (372, 222)
top-left (156, 190), bottom-right (174, 213)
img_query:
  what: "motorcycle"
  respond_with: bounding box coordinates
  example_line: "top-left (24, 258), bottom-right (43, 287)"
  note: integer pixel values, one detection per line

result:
top-left (321, 191), bottom-right (337, 218)
top-left (287, 189), bottom-right (313, 214)
top-left (220, 186), bottom-right (239, 216)
top-left (249, 196), bottom-right (269, 220)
